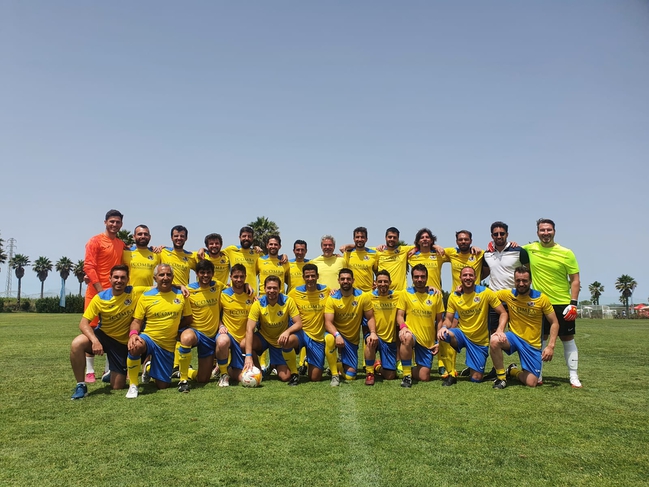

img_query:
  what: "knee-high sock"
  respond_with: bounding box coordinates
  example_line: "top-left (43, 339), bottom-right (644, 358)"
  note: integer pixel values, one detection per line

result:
top-left (563, 339), bottom-right (579, 379)
top-left (260, 350), bottom-right (269, 368)
top-left (127, 355), bottom-right (140, 386)
top-left (178, 346), bottom-right (192, 381)
top-left (439, 342), bottom-right (457, 376)
top-left (298, 347), bottom-right (307, 367)
top-left (86, 356), bottom-right (95, 374)
top-left (324, 334), bottom-right (339, 376)
top-left (173, 341), bottom-right (181, 368)
top-left (282, 349), bottom-right (298, 375)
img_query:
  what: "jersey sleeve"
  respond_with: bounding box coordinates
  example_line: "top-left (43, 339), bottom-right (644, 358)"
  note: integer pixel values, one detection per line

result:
top-left (397, 292), bottom-right (408, 311)
top-left (324, 296), bottom-right (335, 314)
top-left (287, 297), bottom-right (300, 319)
top-left (133, 296), bottom-right (147, 321)
top-left (84, 237), bottom-right (101, 285)
top-left (182, 296), bottom-right (193, 317)
top-left (82, 295), bottom-right (101, 321)
top-left (445, 294), bottom-right (458, 315)
top-left (487, 289), bottom-right (502, 309)
top-left (361, 293), bottom-right (372, 312)
top-left (519, 247), bottom-right (529, 266)
top-left (248, 301), bottom-right (262, 321)
top-left (541, 294), bottom-right (555, 315)
top-left (565, 250), bottom-right (579, 275)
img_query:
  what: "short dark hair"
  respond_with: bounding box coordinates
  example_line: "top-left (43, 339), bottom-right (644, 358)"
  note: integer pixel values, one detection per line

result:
top-left (415, 228), bottom-right (437, 247)
top-left (134, 224), bottom-right (149, 232)
top-left (353, 227), bottom-right (368, 238)
top-left (264, 275), bottom-right (281, 287)
top-left (536, 218), bottom-right (555, 230)
top-left (110, 264), bottom-right (129, 277)
top-left (514, 265), bottom-right (531, 278)
top-left (293, 239), bottom-right (307, 249)
top-left (239, 226), bottom-right (254, 236)
top-left (204, 233), bottom-right (223, 246)
top-left (196, 259), bottom-right (215, 273)
top-left (490, 221), bottom-right (508, 234)
top-left (411, 263), bottom-right (428, 278)
top-left (105, 209), bottom-right (123, 221)
top-left (231, 263), bottom-right (247, 275)
top-left (459, 266), bottom-right (475, 277)
top-left (385, 227), bottom-right (400, 237)
top-left (171, 225), bottom-right (188, 238)
top-left (456, 230), bottom-right (472, 239)
top-left (339, 268), bottom-right (354, 279)
top-left (376, 269), bottom-right (391, 280)
top-left (266, 234), bottom-right (281, 246)
top-left (302, 263), bottom-right (318, 276)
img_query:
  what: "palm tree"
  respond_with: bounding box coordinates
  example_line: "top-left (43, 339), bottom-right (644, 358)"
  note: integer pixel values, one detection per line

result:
top-left (73, 260), bottom-right (86, 296)
top-left (117, 230), bottom-right (134, 246)
top-left (10, 254), bottom-right (30, 309)
top-left (588, 281), bottom-right (604, 305)
top-left (248, 216), bottom-right (279, 254)
top-left (33, 256), bottom-right (53, 299)
top-left (615, 274), bottom-right (637, 318)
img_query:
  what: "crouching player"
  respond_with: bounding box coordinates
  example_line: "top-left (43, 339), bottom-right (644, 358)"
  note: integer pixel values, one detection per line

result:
top-left (125, 264), bottom-right (192, 398)
top-left (70, 265), bottom-right (143, 399)
top-left (288, 264), bottom-right (330, 382)
top-left (175, 260), bottom-right (226, 393)
top-left (437, 266), bottom-right (508, 386)
top-left (242, 276), bottom-right (303, 386)
top-left (490, 266), bottom-right (559, 388)
top-left (215, 264), bottom-right (256, 387)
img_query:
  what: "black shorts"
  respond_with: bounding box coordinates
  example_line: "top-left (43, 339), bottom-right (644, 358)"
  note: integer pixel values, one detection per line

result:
top-left (94, 328), bottom-right (128, 375)
top-left (488, 304), bottom-right (508, 333)
top-left (543, 304), bottom-right (576, 337)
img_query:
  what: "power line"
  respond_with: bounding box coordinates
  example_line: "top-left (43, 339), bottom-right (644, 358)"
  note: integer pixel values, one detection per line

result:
top-left (4, 238), bottom-right (16, 298)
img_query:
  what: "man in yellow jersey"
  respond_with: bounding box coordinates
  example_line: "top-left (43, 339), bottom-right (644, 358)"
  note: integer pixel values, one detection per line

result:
top-left (396, 264), bottom-right (444, 388)
top-left (175, 260), bottom-right (225, 393)
top-left (367, 270), bottom-right (400, 383)
top-left (160, 225), bottom-right (197, 287)
top-left (125, 264), bottom-right (192, 398)
top-left (222, 226), bottom-right (261, 291)
top-left (289, 263), bottom-right (330, 382)
top-left (215, 264), bottom-right (256, 387)
top-left (243, 276), bottom-right (303, 385)
top-left (287, 239), bottom-right (309, 293)
top-left (438, 266), bottom-right (508, 386)
top-left (408, 228), bottom-right (443, 291)
top-left (522, 218), bottom-right (581, 388)
top-left (203, 233), bottom-right (230, 285)
top-left (70, 265), bottom-right (143, 399)
top-left (491, 266), bottom-right (559, 389)
top-left (122, 224), bottom-right (160, 287)
top-left (257, 235), bottom-right (290, 295)
top-left (311, 235), bottom-right (345, 290)
top-left (324, 268), bottom-right (377, 386)
top-left (341, 227), bottom-right (378, 292)
top-left (376, 227), bottom-right (414, 292)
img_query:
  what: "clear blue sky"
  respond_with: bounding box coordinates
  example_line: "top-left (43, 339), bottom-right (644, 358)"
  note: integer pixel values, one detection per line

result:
top-left (1, 1), bottom-right (648, 304)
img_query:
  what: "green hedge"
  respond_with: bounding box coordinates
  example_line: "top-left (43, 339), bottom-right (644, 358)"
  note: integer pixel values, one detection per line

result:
top-left (35, 295), bottom-right (84, 313)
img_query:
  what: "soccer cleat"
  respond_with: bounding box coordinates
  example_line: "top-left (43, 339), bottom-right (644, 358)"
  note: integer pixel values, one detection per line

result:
top-left (442, 375), bottom-right (457, 387)
top-left (401, 375), bottom-right (412, 388)
top-left (506, 363), bottom-right (518, 380)
top-left (262, 366), bottom-right (271, 378)
top-left (493, 378), bottom-right (507, 389)
top-left (126, 384), bottom-right (139, 398)
top-left (101, 371), bottom-right (111, 383)
top-left (330, 375), bottom-right (341, 387)
top-left (141, 361), bottom-right (151, 384)
top-left (288, 374), bottom-right (300, 386)
top-left (298, 364), bottom-right (307, 376)
top-left (483, 367), bottom-right (497, 381)
top-left (211, 366), bottom-right (221, 380)
top-left (71, 383), bottom-right (88, 400)
top-left (365, 373), bottom-right (375, 386)
top-left (438, 366), bottom-right (446, 377)
top-left (570, 377), bottom-right (582, 388)
top-left (85, 372), bottom-right (96, 383)
top-left (459, 367), bottom-right (471, 377)
top-left (178, 380), bottom-right (190, 393)
top-left (218, 374), bottom-right (230, 387)
top-left (170, 366), bottom-right (180, 379)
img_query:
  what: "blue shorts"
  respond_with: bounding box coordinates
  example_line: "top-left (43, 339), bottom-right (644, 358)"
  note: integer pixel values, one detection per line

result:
top-left (185, 328), bottom-right (216, 359)
top-left (140, 333), bottom-right (174, 384)
top-left (227, 333), bottom-right (245, 371)
top-left (412, 334), bottom-right (433, 369)
top-left (339, 335), bottom-right (359, 371)
top-left (376, 338), bottom-right (397, 371)
top-left (94, 328), bottom-right (127, 375)
top-left (446, 328), bottom-right (488, 373)
top-left (504, 332), bottom-right (542, 377)
top-left (255, 332), bottom-right (288, 366)
top-left (296, 330), bottom-right (325, 370)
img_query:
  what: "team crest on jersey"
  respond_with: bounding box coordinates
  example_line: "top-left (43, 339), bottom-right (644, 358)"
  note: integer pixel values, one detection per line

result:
top-left (474, 297), bottom-right (481, 303)
top-left (174, 298), bottom-right (181, 305)
top-left (425, 299), bottom-right (432, 306)
top-left (147, 255), bottom-right (153, 260)
top-left (527, 301), bottom-right (535, 307)
top-left (277, 310), bottom-right (284, 317)
top-left (246, 299), bottom-right (252, 305)
top-left (352, 300), bottom-right (358, 307)
top-left (363, 256), bottom-right (369, 261)
top-left (394, 249), bottom-right (400, 254)
top-left (183, 257), bottom-right (188, 262)
top-left (469, 256), bottom-right (475, 262)
top-left (319, 293), bottom-right (325, 299)
top-left (430, 255), bottom-right (436, 260)
top-left (210, 287), bottom-right (216, 293)
top-left (124, 299), bottom-right (132, 306)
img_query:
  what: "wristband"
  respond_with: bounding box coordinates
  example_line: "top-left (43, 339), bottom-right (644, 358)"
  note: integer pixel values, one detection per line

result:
top-left (244, 353), bottom-right (252, 357)
top-left (570, 300), bottom-right (578, 306)
top-left (129, 330), bottom-right (139, 337)
top-left (399, 323), bottom-right (408, 330)
top-left (334, 332), bottom-right (340, 338)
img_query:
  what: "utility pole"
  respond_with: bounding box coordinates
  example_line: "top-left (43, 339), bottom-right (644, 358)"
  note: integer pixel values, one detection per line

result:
top-left (4, 238), bottom-right (16, 297)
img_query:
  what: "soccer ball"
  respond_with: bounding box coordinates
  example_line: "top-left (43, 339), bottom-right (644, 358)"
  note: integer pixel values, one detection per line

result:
top-left (241, 366), bottom-right (262, 388)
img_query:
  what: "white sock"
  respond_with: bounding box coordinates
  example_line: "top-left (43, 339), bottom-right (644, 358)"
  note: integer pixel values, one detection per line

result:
top-left (563, 339), bottom-right (579, 379)
top-left (104, 361), bottom-right (110, 374)
top-left (86, 356), bottom-right (95, 374)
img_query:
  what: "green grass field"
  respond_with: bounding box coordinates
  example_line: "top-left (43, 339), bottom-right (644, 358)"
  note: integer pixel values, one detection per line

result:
top-left (1, 315), bottom-right (647, 486)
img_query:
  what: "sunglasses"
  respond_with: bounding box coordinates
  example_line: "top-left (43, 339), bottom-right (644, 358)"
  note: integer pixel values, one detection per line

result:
top-left (492, 232), bottom-right (506, 237)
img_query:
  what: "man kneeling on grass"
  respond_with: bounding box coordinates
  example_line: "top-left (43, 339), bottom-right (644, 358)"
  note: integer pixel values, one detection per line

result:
top-left (125, 264), bottom-right (192, 398)
top-left (70, 265), bottom-right (144, 399)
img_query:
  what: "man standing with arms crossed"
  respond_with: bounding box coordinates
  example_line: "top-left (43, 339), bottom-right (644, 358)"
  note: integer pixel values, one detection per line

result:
top-left (490, 266), bottom-right (560, 388)
top-left (523, 219), bottom-right (582, 388)
top-left (83, 209), bottom-right (127, 383)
